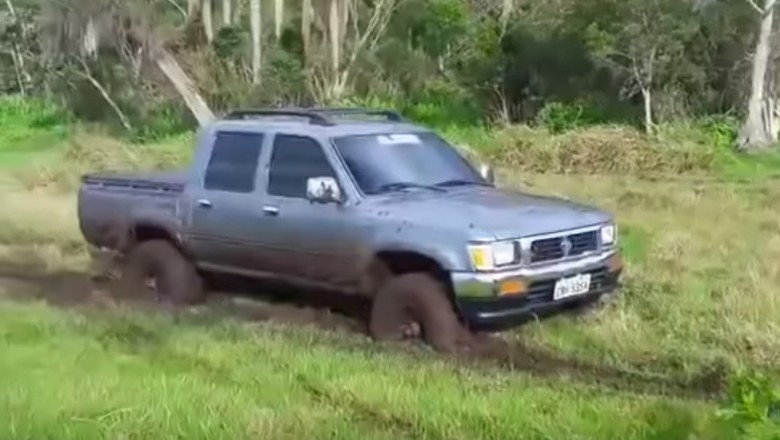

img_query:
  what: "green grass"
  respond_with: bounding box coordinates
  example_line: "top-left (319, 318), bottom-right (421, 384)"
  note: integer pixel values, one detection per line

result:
top-left (3, 101), bottom-right (780, 437)
top-left (0, 97), bottom-right (71, 169)
top-left (0, 302), bottom-right (719, 439)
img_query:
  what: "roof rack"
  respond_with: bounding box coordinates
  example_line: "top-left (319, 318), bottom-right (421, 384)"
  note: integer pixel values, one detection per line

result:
top-left (307, 107), bottom-right (407, 122)
top-left (223, 107), bottom-right (406, 125)
top-left (224, 109), bottom-right (334, 126)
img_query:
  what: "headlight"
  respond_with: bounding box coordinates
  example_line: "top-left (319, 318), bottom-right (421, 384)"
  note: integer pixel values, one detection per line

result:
top-left (601, 224), bottom-right (617, 246)
top-left (468, 241), bottom-right (517, 271)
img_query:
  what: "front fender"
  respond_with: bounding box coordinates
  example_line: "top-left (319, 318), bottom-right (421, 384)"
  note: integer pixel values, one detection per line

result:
top-left (369, 240), bottom-right (470, 272)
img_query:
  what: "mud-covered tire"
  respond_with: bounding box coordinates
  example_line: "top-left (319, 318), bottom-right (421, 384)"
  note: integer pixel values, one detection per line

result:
top-left (369, 273), bottom-right (461, 353)
top-left (120, 239), bottom-right (205, 305)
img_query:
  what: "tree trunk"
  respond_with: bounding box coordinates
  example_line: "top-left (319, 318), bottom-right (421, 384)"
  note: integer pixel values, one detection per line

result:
top-left (222, 0), bottom-right (232, 25)
top-left (250, 0), bottom-right (262, 83)
top-left (329, 0), bottom-right (340, 78)
top-left (154, 49), bottom-right (215, 127)
top-left (301, 0), bottom-right (312, 62)
top-left (275, 0), bottom-right (284, 39)
top-left (202, 0), bottom-right (214, 42)
top-left (642, 87), bottom-right (653, 134)
top-left (738, 0), bottom-right (777, 150)
top-left (187, 0), bottom-right (199, 22)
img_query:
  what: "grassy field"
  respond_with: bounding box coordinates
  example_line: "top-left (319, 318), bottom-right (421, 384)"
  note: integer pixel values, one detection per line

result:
top-left (1, 99), bottom-right (780, 438)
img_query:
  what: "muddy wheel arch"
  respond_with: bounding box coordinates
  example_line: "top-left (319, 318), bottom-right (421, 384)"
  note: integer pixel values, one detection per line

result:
top-left (95, 219), bottom-right (183, 255)
top-left (361, 250), bottom-right (458, 301)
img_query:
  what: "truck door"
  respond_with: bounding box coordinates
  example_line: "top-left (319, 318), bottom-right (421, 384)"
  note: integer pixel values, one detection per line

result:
top-left (186, 130), bottom-right (272, 271)
top-left (257, 133), bottom-right (364, 287)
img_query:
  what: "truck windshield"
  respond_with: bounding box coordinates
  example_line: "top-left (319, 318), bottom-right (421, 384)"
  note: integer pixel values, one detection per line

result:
top-left (332, 132), bottom-right (489, 195)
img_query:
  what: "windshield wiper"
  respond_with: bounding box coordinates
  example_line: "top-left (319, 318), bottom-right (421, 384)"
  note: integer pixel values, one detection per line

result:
top-left (434, 179), bottom-right (493, 188)
top-left (373, 182), bottom-right (446, 194)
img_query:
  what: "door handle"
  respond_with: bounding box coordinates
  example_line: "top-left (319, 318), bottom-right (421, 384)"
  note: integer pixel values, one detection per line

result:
top-left (197, 199), bottom-right (212, 208)
top-left (262, 205), bottom-right (279, 216)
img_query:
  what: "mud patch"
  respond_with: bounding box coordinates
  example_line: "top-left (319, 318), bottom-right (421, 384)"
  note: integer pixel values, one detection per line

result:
top-left (0, 262), bottom-right (367, 334)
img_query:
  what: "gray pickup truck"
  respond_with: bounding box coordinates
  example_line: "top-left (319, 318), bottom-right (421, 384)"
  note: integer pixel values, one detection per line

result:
top-left (77, 108), bottom-right (623, 352)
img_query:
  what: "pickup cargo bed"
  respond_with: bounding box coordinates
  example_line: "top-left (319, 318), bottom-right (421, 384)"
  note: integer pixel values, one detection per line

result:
top-left (82, 170), bottom-right (188, 193)
top-left (78, 170), bottom-right (186, 250)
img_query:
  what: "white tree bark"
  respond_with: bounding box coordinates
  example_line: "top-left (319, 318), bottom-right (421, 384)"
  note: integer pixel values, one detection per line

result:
top-left (154, 49), bottom-right (215, 126)
top-left (222, 0), bottom-right (232, 25)
top-left (641, 87), bottom-right (653, 134)
top-left (82, 17), bottom-right (98, 58)
top-left (738, 0), bottom-right (778, 150)
top-left (202, 0), bottom-right (214, 42)
top-left (328, 0), bottom-right (340, 77)
top-left (274, 0), bottom-right (284, 39)
top-left (250, 0), bottom-right (262, 83)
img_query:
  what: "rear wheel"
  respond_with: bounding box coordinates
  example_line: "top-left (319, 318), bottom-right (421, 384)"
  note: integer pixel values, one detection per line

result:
top-left (120, 240), bottom-right (205, 305)
top-left (369, 273), bottom-right (462, 353)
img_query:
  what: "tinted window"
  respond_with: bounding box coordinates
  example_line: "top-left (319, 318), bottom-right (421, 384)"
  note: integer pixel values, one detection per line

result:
top-left (204, 131), bottom-right (264, 193)
top-left (268, 135), bottom-right (336, 198)
top-left (333, 132), bottom-right (485, 194)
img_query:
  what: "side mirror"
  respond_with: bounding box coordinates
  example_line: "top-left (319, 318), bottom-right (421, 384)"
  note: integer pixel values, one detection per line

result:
top-left (306, 176), bottom-right (342, 203)
top-left (479, 163), bottom-right (495, 185)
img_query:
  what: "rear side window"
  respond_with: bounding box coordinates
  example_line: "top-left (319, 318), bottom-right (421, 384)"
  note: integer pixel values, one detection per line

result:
top-left (268, 134), bottom-right (336, 198)
top-left (204, 131), bottom-right (264, 193)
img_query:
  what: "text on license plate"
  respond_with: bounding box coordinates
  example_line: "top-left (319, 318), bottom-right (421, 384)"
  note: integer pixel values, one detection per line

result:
top-left (553, 273), bottom-right (592, 301)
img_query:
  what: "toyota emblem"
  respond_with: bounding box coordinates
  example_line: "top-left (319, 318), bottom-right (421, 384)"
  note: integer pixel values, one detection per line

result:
top-left (560, 237), bottom-right (573, 256)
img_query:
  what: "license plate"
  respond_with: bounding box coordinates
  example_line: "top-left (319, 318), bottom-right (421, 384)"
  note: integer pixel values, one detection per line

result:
top-left (553, 273), bottom-right (591, 301)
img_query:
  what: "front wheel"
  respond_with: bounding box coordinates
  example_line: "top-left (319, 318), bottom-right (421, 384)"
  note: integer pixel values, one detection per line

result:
top-left (369, 273), bottom-right (462, 353)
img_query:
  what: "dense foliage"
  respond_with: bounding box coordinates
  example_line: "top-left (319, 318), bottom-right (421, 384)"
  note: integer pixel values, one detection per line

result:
top-left (0, 0), bottom-right (773, 141)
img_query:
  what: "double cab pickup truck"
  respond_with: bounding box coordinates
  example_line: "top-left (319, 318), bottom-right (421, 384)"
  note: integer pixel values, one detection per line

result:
top-left (77, 108), bottom-right (623, 352)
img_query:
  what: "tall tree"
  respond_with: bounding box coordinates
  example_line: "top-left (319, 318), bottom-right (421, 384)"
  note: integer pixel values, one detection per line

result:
top-left (577, 0), bottom-right (700, 133)
top-left (250, 0), bottom-right (262, 82)
top-left (202, 0), bottom-right (214, 41)
top-left (301, 0), bottom-right (312, 60)
top-left (222, 0), bottom-right (232, 25)
top-left (275, 0), bottom-right (284, 39)
top-left (737, 0), bottom-right (778, 150)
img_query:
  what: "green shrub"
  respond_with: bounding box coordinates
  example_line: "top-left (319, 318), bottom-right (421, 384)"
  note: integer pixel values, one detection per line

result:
top-left (717, 371), bottom-right (780, 438)
top-left (536, 101), bottom-right (608, 134)
top-left (484, 124), bottom-right (716, 174)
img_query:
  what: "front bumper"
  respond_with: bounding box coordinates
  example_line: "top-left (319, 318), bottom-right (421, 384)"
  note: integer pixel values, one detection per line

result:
top-left (451, 250), bottom-right (623, 329)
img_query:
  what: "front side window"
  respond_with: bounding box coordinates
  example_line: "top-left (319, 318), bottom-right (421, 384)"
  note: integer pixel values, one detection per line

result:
top-left (204, 131), bottom-right (264, 193)
top-left (333, 132), bottom-right (487, 195)
top-left (268, 134), bottom-right (337, 198)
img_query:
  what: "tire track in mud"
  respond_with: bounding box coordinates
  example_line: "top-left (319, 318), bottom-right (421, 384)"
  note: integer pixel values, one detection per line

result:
top-left (0, 262), bottom-right (728, 402)
top-left (452, 333), bottom-right (728, 401)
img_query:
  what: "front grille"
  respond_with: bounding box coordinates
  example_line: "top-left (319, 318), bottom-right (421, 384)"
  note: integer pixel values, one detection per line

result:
top-left (530, 230), bottom-right (598, 263)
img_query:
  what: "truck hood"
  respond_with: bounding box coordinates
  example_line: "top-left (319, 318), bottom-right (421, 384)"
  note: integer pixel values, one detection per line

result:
top-left (371, 187), bottom-right (612, 240)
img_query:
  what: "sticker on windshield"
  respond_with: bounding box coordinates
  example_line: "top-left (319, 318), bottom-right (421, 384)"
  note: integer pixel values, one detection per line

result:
top-left (376, 134), bottom-right (421, 144)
